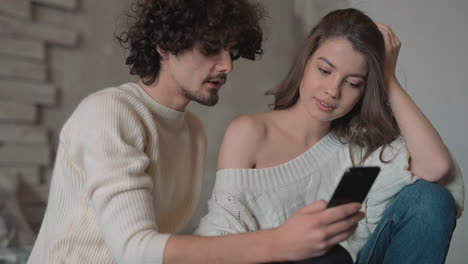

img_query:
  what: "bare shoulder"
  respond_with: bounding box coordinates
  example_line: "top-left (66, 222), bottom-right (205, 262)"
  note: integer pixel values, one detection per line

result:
top-left (217, 113), bottom-right (270, 169)
top-left (225, 114), bottom-right (268, 143)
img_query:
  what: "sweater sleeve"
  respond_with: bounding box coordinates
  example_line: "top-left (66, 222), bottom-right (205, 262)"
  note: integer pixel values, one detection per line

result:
top-left (195, 188), bottom-right (259, 236)
top-left (364, 137), bottom-right (465, 222)
top-left (342, 137), bottom-right (465, 260)
top-left (363, 137), bottom-right (416, 224)
top-left (438, 152), bottom-right (464, 218)
top-left (75, 94), bottom-right (169, 264)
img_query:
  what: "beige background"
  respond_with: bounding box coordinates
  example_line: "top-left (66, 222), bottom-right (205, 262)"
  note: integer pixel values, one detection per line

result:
top-left (35, 0), bottom-right (467, 262)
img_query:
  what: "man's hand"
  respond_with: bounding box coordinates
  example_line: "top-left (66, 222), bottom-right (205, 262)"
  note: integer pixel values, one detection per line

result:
top-left (270, 200), bottom-right (364, 262)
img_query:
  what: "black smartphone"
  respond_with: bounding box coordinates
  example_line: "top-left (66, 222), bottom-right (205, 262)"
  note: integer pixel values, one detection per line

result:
top-left (327, 167), bottom-right (380, 208)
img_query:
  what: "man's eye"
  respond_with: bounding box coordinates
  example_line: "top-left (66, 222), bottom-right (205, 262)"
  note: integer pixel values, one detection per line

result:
top-left (230, 48), bottom-right (241, 60)
top-left (204, 48), bottom-right (219, 56)
top-left (202, 43), bottom-right (221, 56)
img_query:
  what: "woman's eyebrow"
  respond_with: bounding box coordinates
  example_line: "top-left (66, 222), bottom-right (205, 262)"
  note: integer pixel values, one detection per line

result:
top-left (317, 56), bottom-right (367, 79)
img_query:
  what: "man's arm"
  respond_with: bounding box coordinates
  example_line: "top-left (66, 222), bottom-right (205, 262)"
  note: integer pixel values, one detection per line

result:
top-left (164, 201), bottom-right (364, 264)
top-left (80, 95), bottom-right (170, 263)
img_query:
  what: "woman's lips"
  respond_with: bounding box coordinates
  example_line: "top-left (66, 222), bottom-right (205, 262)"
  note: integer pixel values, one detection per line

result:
top-left (315, 98), bottom-right (336, 111)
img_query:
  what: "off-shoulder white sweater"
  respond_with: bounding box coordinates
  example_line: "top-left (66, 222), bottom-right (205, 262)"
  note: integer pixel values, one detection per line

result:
top-left (195, 133), bottom-right (464, 261)
top-left (28, 83), bottom-right (207, 264)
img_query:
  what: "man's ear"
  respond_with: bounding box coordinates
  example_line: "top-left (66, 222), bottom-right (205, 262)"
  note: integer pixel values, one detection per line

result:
top-left (156, 46), bottom-right (168, 59)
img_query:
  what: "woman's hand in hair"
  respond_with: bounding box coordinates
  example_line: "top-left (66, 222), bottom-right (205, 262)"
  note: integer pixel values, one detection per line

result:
top-left (376, 23), bottom-right (401, 86)
top-left (376, 24), bottom-right (452, 182)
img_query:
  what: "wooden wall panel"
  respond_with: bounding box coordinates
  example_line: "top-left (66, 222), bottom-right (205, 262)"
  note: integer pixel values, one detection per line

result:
top-left (0, 57), bottom-right (47, 81)
top-left (0, 144), bottom-right (50, 165)
top-left (0, 37), bottom-right (45, 61)
top-left (0, 79), bottom-right (56, 105)
top-left (0, 0), bottom-right (31, 19)
top-left (18, 183), bottom-right (49, 204)
top-left (0, 167), bottom-right (41, 185)
top-left (0, 0), bottom-right (79, 234)
top-left (32, 0), bottom-right (78, 10)
top-left (0, 100), bottom-right (36, 122)
top-left (0, 124), bottom-right (48, 144)
top-left (0, 15), bottom-right (79, 46)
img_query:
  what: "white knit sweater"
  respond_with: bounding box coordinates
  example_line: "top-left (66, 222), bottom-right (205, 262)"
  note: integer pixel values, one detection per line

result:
top-left (27, 83), bottom-right (207, 264)
top-left (195, 133), bottom-right (464, 261)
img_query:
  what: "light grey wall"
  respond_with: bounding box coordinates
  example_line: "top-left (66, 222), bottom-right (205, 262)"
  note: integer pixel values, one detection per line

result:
top-left (38, 0), bottom-right (467, 263)
top-left (358, 1), bottom-right (467, 263)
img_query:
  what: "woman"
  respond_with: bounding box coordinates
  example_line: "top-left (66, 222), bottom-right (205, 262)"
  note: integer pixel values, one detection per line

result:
top-left (195, 8), bottom-right (463, 263)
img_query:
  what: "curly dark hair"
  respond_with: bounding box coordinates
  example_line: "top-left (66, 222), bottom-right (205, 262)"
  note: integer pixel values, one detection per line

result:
top-left (116, 0), bottom-right (265, 85)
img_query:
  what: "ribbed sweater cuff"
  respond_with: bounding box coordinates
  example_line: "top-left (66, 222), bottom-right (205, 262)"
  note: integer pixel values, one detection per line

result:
top-left (141, 233), bottom-right (172, 264)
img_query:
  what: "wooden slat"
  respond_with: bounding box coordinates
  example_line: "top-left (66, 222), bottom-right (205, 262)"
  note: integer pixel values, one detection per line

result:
top-left (0, 15), bottom-right (79, 46)
top-left (29, 222), bottom-right (42, 234)
top-left (20, 203), bottom-right (46, 223)
top-left (18, 183), bottom-right (49, 204)
top-left (0, 167), bottom-right (41, 185)
top-left (0, 36), bottom-right (45, 61)
top-left (0, 79), bottom-right (56, 105)
top-left (44, 166), bottom-right (52, 185)
top-left (0, 100), bottom-right (37, 122)
top-left (32, 0), bottom-right (77, 10)
top-left (0, 0), bottom-right (31, 19)
top-left (0, 143), bottom-right (50, 165)
top-left (0, 124), bottom-right (48, 144)
top-left (0, 57), bottom-right (48, 81)
top-left (18, 167), bottom-right (41, 185)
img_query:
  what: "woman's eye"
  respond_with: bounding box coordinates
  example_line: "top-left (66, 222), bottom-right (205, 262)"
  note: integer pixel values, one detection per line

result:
top-left (318, 67), bottom-right (330, 74)
top-left (346, 81), bottom-right (360, 88)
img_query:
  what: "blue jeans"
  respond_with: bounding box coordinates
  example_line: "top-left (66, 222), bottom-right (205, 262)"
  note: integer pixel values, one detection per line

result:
top-left (279, 180), bottom-right (456, 264)
top-left (356, 179), bottom-right (457, 264)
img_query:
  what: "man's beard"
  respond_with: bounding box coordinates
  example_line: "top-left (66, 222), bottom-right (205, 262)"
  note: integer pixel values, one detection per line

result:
top-left (183, 87), bottom-right (219, 106)
top-left (183, 74), bottom-right (226, 106)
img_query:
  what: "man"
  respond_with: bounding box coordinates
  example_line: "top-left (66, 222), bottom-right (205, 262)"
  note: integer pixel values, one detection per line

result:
top-left (27, 1), bottom-right (363, 263)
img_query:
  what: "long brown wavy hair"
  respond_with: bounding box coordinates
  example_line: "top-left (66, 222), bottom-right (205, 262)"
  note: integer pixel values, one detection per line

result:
top-left (267, 8), bottom-right (400, 164)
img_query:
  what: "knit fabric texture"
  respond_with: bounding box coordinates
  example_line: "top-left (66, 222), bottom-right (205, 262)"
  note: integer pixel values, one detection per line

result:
top-left (28, 83), bottom-right (207, 264)
top-left (195, 133), bottom-right (464, 261)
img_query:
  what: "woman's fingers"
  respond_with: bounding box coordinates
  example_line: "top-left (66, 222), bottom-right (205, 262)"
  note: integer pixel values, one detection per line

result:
top-left (324, 211), bottom-right (365, 237)
top-left (319, 212), bottom-right (364, 248)
top-left (377, 23), bottom-right (401, 51)
top-left (324, 223), bottom-right (359, 247)
top-left (300, 200), bottom-right (328, 214)
top-left (376, 23), bottom-right (401, 79)
top-left (318, 203), bottom-right (362, 225)
top-left (377, 24), bottom-right (392, 49)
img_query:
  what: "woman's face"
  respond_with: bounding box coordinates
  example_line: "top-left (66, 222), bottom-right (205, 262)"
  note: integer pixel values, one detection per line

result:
top-left (298, 37), bottom-right (368, 124)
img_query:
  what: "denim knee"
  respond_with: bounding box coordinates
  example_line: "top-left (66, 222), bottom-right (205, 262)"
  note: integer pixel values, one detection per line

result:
top-left (358, 180), bottom-right (457, 264)
top-left (397, 179), bottom-right (456, 223)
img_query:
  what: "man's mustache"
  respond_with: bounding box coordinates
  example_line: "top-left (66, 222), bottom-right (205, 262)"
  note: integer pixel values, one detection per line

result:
top-left (204, 74), bottom-right (227, 83)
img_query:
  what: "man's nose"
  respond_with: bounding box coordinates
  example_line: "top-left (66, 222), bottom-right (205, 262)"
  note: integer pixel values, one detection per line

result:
top-left (216, 49), bottom-right (233, 73)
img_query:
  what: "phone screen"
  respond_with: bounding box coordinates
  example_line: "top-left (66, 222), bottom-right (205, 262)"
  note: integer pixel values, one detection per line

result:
top-left (327, 167), bottom-right (380, 208)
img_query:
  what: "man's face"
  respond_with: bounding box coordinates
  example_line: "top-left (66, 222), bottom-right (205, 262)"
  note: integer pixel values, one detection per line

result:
top-left (164, 43), bottom-right (235, 106)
